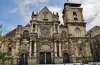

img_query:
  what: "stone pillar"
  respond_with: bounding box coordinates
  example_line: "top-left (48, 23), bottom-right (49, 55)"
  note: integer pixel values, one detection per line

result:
top-left (29, 41), bottom-right (32, 57)
top-left (34, 41), bottom-right (36, 57)
top-left (31, 23), bottom-right (33, 33)
top-left (54, 24), bottom-right (55, 33)
top-left (16, 40), bottom-right (20, 54)
top-left (54, 42), bottom-right (57, 57)
top-left (12, 48), bottom-right (15, 57)
top-left (59, 43), bottom-right (62, 57)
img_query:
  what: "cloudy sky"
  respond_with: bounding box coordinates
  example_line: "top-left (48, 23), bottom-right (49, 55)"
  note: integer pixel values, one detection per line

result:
top-left (0, 0), bottom-right (100, 35)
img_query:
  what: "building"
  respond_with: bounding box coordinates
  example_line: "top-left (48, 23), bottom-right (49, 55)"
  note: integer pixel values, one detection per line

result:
top-left (88, 26), bottom-right (100, 62)
top-left (0, 2), bottom-right (92, 65)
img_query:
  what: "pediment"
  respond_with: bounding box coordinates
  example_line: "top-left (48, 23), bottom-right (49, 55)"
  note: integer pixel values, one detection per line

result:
top-left (37, 7), bottom-right (53, 22)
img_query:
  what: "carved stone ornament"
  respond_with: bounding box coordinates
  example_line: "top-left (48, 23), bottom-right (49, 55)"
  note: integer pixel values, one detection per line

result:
top-left (40, 25), bottom-right (51, 37)
top-left (61, 31), bottom-right (66, 38)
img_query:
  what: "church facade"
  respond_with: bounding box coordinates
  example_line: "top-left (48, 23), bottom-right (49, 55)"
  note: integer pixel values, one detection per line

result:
top-left (1, 2), bottom-right (92, 65)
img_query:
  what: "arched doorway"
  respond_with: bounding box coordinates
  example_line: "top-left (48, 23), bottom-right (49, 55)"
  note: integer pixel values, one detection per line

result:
top-left (39, 45), bottom-right (52, 64)
top-left (40, 52), bottom-right (51, 64)
top-left (63, 53), bottom-right (69, 63)
top-left (19, 53), bottom-right (28, 65)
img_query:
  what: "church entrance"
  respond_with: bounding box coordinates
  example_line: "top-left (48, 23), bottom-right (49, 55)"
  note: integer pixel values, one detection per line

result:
top-left (19, 53), bottom-right (28, 65)
top-left (40, 52), bottom-right (52, 64)
top-left (63, 53), bottom-right (69, 63)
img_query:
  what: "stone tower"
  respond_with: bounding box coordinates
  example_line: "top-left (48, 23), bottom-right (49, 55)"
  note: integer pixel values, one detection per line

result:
top-left (61, 3), bottom-right (92, 62)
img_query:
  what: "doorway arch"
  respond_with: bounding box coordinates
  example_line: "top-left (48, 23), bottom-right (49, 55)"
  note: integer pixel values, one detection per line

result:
top-left (39, 45), bottom-right (52, 64)
top-left (63, 53), bottom-right (69, 63)
top-left (19, 53), bottom-right (28, 65)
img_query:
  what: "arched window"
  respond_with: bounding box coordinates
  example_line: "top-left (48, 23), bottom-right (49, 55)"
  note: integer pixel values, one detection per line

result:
top-left (73, 12), bottom-right (77, 20)
top-left (55, 24), bottom-right (58, 33)
top-left (56, 41), bottom-right (59, 57)
top-left (19, 53), bottom-right (28, 65)
top-left (23, 30), bottom-right (29, 39)
top-left (33, 24), bottom-right (35, 28)
top-left (8, 47), bottom-right (12, 55)
top-left (79, 46), bottom-right (82, 55)
top-left (31, 41), bottom-right (34, 56)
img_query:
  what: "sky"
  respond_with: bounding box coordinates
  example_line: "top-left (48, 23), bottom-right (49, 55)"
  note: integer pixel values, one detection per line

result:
top-left (0, 0), bottom-right (100, 35)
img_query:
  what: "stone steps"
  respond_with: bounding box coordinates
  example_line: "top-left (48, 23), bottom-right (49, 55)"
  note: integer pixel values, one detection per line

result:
top-left (36, 64), bottom-right (81, 65)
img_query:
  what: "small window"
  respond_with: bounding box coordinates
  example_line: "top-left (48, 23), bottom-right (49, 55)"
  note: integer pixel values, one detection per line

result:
top-left (56, 41), bottom-right (59, 57)
top-left (57, 44), bottom-right (59, 57)
top-left (55, 24), bottom-right (58, 33)
top-left (8, 47), bottom-right (12, 55)
top-left (79, 47), bottom-right (82, 55)
top-left (33, 24), bottom-right (35, 28)
top-left (23, 30), bottom-right (29, 38)
top-left (73, 12), bottom-right (77, 20)
top-left (31, 41), bottom-right (34, 56)
top-left (79, 47), bottom-right (82, 51)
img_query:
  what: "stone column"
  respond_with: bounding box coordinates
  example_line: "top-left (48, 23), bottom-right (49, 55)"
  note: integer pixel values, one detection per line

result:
top-left (59, 43), bottom-right (62, 57)
top-left (54, 42), bottom-right (57, 57)
top-left (34, 41), bottom-right (36, 57)
top-left (31, 23), bottom-right (33, 33)
top-left (29, 41), bottom-right (32, 57)
top-left (16, 40), bottom-right (20, 55)
top-left (54, 24), bottom-right (56, 33)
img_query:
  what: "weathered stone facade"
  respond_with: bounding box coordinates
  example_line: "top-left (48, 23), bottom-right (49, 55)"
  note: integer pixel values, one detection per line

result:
top-left (0, 3), bottom-right (92, 65)
top-left (88, 26), bottom-right (100, 62)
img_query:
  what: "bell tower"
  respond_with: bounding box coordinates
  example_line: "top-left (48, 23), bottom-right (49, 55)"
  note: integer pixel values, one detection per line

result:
top-left (63, 3), bottom-right (83, 23)
top-left (63, 3), bottom-right (86, 37)
top-left (62, 2), bottom-right (92, 62)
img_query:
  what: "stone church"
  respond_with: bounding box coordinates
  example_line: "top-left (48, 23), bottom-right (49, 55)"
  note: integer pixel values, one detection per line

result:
top-left (1, 2), bottom-right (92, 65)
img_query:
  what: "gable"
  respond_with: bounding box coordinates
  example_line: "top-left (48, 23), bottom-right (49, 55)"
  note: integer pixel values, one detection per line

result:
top-left (37, 7), bottom-right (53, 21)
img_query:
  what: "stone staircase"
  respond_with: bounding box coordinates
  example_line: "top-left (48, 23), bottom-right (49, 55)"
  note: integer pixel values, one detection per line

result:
top-left (34, 63), bottom-right (82, 65)
top-left (32, 63), bottom-right (100, 65)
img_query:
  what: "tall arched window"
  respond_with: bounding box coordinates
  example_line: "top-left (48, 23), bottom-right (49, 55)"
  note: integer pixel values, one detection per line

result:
top-left (33, 24), bottom-right (35, 28)
top-left (55, 24), bottom-right (58, 33)
top-left (56, 41), bottom-right (59, 57)
top-left (73, 12), bottom-right (77, 20)
top-left (8, 47), bottom-right (12, 55)
top-left (31, 41), bottom-right (34, 56)
top-left (23, 30), bottom-right (29, 39)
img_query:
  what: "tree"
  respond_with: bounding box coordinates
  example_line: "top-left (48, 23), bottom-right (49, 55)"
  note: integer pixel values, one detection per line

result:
top-left (0, 52), bottom-right (11, 64)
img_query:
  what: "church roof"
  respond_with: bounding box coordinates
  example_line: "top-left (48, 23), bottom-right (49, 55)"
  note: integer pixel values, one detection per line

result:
top-left (5, 28), bottom-right (16, 37)
top-left (5, 23), bottom-right (30, 37)
top-left (88, 26), bottom-right (100, 34)
top-left (88, 26), bottom-right (100, 38)
top-left (24, 23), bottom-right (31, 27)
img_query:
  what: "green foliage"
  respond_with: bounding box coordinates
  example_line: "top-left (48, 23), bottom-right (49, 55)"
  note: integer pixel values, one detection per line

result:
top-left (0, 52), bottom-right (11, 61)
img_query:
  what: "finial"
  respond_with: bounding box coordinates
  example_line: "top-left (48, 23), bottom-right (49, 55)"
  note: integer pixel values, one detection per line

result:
top-left (56, 12), bottom-right (59, 16)
top-left (32, 11), bottom-right (34, 16)
top-left (0, 24), bottom-right (2, 37)
top-left (67, 0), bottom-right (69, 2)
